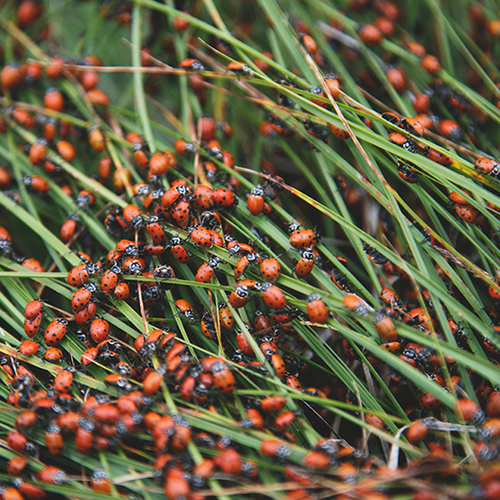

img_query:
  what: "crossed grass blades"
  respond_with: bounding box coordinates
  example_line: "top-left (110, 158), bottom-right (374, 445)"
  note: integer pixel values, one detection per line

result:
top-left (1, 0), bottom-right (500, 499)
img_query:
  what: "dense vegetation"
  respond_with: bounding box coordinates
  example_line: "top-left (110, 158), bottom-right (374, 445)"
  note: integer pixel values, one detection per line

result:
top-left (2, 0), bottom-right (500, 499)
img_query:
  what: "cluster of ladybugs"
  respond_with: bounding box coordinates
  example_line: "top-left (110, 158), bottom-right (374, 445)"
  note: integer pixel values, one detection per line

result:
top-left (3, 0), bottom-right (500, 498)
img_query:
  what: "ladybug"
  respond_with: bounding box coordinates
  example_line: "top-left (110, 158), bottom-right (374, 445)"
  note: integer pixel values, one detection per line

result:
top-left (357, 23), bottom-right (382, 45)
top-left (145, 216), bottom-right (166, 245)
top-left (421, 54), bottom-right (441, 75)
top-left (81, 348), bottom-right (99, 367)
top-left (133, 144), bottom-right (150, 170)
top-left (44, 347), bottom-right (63, 361)
top-left (247, 186), bottom-right (265, 216)
top-left (67, 263), bottom-right (90, 287)
top-left (212, 188), bottom-right (237, 208)
top-left (261, 283), bottom-right (286, 310)
top-left (236, 331), bottom-right (254, 356)
top-left (439, 119), bottom-right (461, 141)
top-left (455, 399), bottom-right (484, 424)
top-left (363, 243), bottom-right (388, 264)
top-left (229, 285), bottom-right (250, 308)
top-left (114, 282), bottom-right (130, 300)
top-left (295, 249), bottom-right (315, 278)
top-left (45, 424), bottom-right (64, 455)
top-left (153, 264), bottom-right (176, 281)
top-left (195, 256), bottom-right (221, 283)
top-left (289, 228), bottom-right (318, 250)
top-left (260, 257), bottom-right (281, 281)
top-left (170, 198), bottom-right (191, 228)
top-left (24, 313), bottom-right (42, 338)
top-left (71, 284), bottom-right (95, 312)
top-left (91, 469), bottom-right (112, 494)
top-left (24, 299), bottom-right (43, 320)
top-left (271, 353), bottom-right (286, 378)
top-left (7, 455), bottom-right (27, 476)
top-left (234, 255), bottom-right (251, 280)
top-left (7, 431), bottom-right (33, 454)
top-left (474, 157), bottom-right (500, 177)
top-left (29, 138), bottom-right (47, 165)
top-left (168, 234), bottom-right (190, 263)
top-left (20, 257), bottom-right (45, 273)
top-left (425, 147), bottom-right (452, 167)
top-left (419, 391), bottom-right (443, 411)
top-left (179, 58), bottom-right (205, 71)
top-left (381, 112), bottom-right (401, 127)
top-left (90, 318), bottom-right (110, 343)
top-left (227, 61), bottom-right (254, 77)
top-left (174, 139), bottom-right (196, 156)
top-left (100, 268), bottom-right (119, 294)
top-left (380, 288), bottom-right (402, 308)
top-left (374, 313), bottom-right (398, 341)
top-left (399, 117), bottom-right (424, 137)
top-left (21, 174), bottom-right (50, 194)
top-left (260, 439), bottom-right (291, 458)
top-left (193, 185), bottom-right (213, 210)
top-left (300, 34), bottom-right (317, 55)
top-left (307, 294), bottom-right (328, 324)
top-left (201, 313), bottom-right (217, 341)
top-left (175, 299), bottom-right (195, 322)
top-left (218, 302), bottom-right (234, 330)
top-left (189, 225), bottom-right (214, 248)
top-left (123, 204), bottom-right (142, 228)
top-left (44, 318), bottom-right (68, 346)
top-left (54, 369), bottom-right (73, 394)
top-left (303, 450), bottom-right (330, 469)
top-left (76, 190), bottom-right (96, 209)
top-left (274, 410), bottom-right (296, 431)
top-left (330, 123), bottom-right (350, 139)
top-left (454, 204), bottom-right (478, 224)
top-left (342, 294), bottom-right (369, 315)
top-left (19, 340), bottom-right (39, 356)
top-left (286, 374), bottom-right (302, 390)
top-left (211, 360), bottom-right (235, 395)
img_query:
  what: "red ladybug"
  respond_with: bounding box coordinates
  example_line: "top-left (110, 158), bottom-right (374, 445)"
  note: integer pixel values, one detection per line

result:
top-left (179, 58), bottom-right (205, 71)
top-left (212, 188), bottom-right (237, 208)
top-left (260, 439), bottom-right (291, 457)
top-left (474, 157), bottom-right (500, 177)
top-left (211, 360), bottom-right (235, 395)
top-left (261, 257), bottom-right (281, 281)
top-left (261, 283), bottom-right (286, 310)
top-left (146, 215), bottom-right (166, 245)
top-left (195, 256), bottom-right (221, 283)
top-left (306, 294), bottom-right (328, 323)
top-left (44, 347), bottom-right (63, 361)
top-left (44, 318), bottom-right (68, 346)
top-left (218, 302), bottom-right (234, 330)
top-left (227, 61), bottom-right (254, 77)
top-left (114, 282), bottom-right (130, 300)
top-left (67, 264), bottom-right (90, 287)
top-left (71, 284), bottom-right (95, 312)
top-left (54, 369), bottom-right (73, 393)
top-left (193, 185), bottom-right (214, 210)
top-left (229, 285), bottom-right (250, 308)
top-left (295, 249), bottom-right (315, 278)
top-left (289, 228), bottom-right (318, 250)
top-left (175, 299), bottom-right (195, 322)
top-left (168, 234), bottom-right (190, 263)
top-left (261, 396), bottom-right (287, 413)
top-left (24, 313), bottom-right (42, 338)
top-left (19, 340), bottom-right (39, 356)
top-left (90, 318), bottom-right (110, 343)
top-left (24, 299), bottom-right (43, 320)
top-left (247, 186), bottom-right (265, 216)
top-left (45, 424), bottom-right (64, 455)
top-left (100, 268), bottom-right (119, 294)
top-left (190, 225), bottom-right (214, 248)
